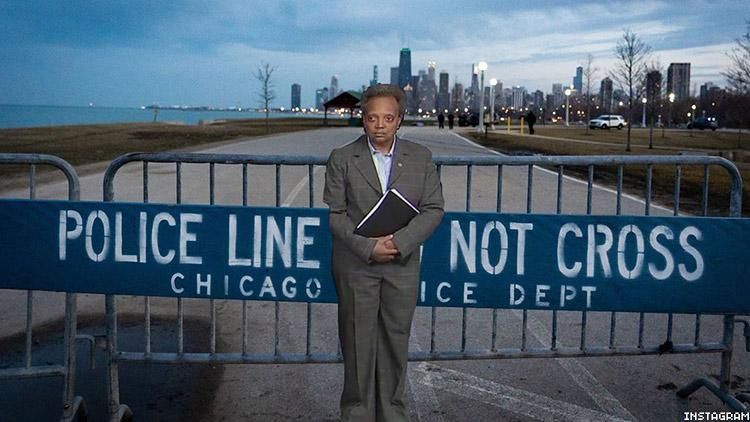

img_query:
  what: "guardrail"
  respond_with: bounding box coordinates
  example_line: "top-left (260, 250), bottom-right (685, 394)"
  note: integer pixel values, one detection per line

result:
top-left (0, 153), bottom-right (89, 422)
top-left (98, 151), bottom-right (748, 419)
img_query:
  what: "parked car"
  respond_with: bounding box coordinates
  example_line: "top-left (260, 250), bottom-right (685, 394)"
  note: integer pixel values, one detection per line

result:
top-left (687, 116), bottom-right (718, 131)
top-left (589, 114), bottom-right (626, 130)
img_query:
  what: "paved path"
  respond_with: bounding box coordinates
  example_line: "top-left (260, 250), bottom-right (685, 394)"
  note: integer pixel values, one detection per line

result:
top-left (1, 126), bottom-right (747, 421)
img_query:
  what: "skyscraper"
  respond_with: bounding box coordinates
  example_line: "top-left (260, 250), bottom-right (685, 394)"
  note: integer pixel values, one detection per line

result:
top-left (291, 83), bottom-right (301, 110)
top-left (645, 70), bottom-right (662, 105)
top-left (512, 86), bottom-right (526, 110)
top-left (438, 72), bottom-right (450, 112)
top-left (533, 90), bottom-right (544, 109)
top-left (599, 77), bottom-right (613, 111)
top-left (470, 65), bottom-right (479, 112)
top-left (667, 63), bottom-right (691, 101)
top-left (493, 81), bottom-right (504, 107)
top-left (390, 67), bottom-right (399, 86)
top-left (451, 83), bottom-right (464, 111)
top-left (427, 61), bottom-right (436, 81)
top-left (573, 66), bottom-right (583, 93)
top-left (370, 65), bottom-right (378, 87)
top-left (552, 83), bottom-right (564, 109)
top-left (700, 82), bottom-right (716, 98)
top-left (329, 75), bottom-right (339, 99)
top-left (398, 48), bottom-right (412, 88)
top-left (419, 76), bottom-right (437, 112)
top-left (315, 87), bottom-right (329, 109)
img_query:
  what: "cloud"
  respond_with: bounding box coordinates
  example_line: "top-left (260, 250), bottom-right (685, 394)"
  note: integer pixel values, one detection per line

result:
top-left (0, 0), bottom-right (746, 107)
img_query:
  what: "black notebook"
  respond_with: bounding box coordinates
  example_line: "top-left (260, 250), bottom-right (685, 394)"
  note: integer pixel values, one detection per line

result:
top-left (354, 188), bottom-right (420, 238)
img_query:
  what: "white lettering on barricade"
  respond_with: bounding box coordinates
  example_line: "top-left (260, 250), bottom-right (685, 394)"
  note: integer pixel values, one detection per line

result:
top-left (536, 284), bottom-right (551, 307)
top-left (179, 213), bottom-right (202, 265)
top-left (228, 215), bottom-right (320, 269)
top-left (617, 224), bottom-right (645, 279)
top-left (463, 282), bottom-right (477, 304)
top-left (282, 276), bottom-right (296, 298)
top-left (557, 223), bottom-right (583, 277)
top-left (59, 210), bottom-right (83, 260)
top-left (168, 273), bottom-right (324, 300)
top-left (85, 210), bottom-right (110, 262)
top-left (556, 222), bottom-right (704, 282)
top-left (228, 214), bottom-right (252, 266)
top-left (449, 220), bottom-right (533, 275)
top-left (587, 224), bottom-right (613, 278)
top-left (510, 284), bottom-right (525, 305)
top-left (266, 217), bottom-right (292, 268)
top-left (679, 227), bottom-right (704, 281)
top-left (52, 207), bottom-right (711, 308)
top-left (509, 222), bottom-right (533, 275)
top-left (306, 278), bottom-right (321, 299)
top-left (114, 212), bottom-right (138, 263)
top-left (171, 272), bottom-right (184, 294)
top-left (648, 225), bottom-right (674, 280)
top-left (296, 217), bottom-right (320, 269)
top-left (197, 273), bottom-right (211, 295)
top-left (240, 275), bottom-right (254, 296)
top-left (152, 212), bottom-right (176, 264)
top-left (509, 283), bottom-right (597, 309)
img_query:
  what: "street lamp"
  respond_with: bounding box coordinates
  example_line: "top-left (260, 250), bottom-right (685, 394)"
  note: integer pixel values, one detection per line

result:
top-left (489, 78), bottom-right (497, 130)
top-left (641, 97), bottom-right (647, 128)
top-left (668, 92), bottom-right (675, 128)
top-left (690, 104), bottom-right (696, 137)
top-left (564, 88), bottom-right (572, 126)
top-left (476, 61), bottom-right (488, 133)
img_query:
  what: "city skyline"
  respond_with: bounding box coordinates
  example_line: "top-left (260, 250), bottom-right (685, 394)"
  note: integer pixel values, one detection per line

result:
top-left (0, 1), bottom-right (746, 108)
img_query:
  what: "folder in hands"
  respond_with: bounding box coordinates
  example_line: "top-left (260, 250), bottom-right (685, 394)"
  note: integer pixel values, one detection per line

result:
top-left (354, 188), bottom-right (419, 238)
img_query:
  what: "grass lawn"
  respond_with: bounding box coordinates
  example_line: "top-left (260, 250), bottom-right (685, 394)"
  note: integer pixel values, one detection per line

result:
top-left (467, 127), bottom-right (749, 216)
top-left (0, 118), bottom-right (347, 190)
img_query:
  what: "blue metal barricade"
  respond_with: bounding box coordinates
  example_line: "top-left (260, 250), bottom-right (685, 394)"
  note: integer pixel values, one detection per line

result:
top-left (100, 151), bottom-right (747, 420)
top-left (0, 153), bottom-right (89, 422)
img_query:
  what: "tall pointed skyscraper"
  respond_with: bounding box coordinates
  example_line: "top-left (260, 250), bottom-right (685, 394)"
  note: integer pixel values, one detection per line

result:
top-left (398, 48), bottom-right (412, 88)
top-left (329, 75), bottom-right (339, 99)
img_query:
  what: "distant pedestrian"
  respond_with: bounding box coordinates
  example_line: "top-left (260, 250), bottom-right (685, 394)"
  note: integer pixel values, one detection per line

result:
top-left (437, 112), bottom-right (445, 129)
top-left (447, 113), bottom-right (455, 129)
top-left (526, 110), bottom-right (537, 135)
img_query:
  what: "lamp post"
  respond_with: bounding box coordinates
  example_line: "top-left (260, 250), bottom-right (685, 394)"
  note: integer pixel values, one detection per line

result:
top-left (476, 61), bottom-right (487, 134)
top-left (641, 97), bottom-right (647, 128)
top-left (489, 78), bottom-right (497, 130)
top-left (564, 88), bottom-right (572, 127)
top-left (690, 104), bottom-right (696, 137)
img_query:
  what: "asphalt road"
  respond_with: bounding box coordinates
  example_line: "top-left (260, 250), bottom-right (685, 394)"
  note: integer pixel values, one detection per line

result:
top-left (0, 126), bottom-right (748, 421)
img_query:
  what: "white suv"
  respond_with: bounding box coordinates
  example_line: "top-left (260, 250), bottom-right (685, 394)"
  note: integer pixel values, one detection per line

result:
top-left (589, 115), bottom-right (626, 130)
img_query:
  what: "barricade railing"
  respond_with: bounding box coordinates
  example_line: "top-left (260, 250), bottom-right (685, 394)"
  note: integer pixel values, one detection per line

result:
top-left (101, 151), bottom-right (748, 420)
top-left (0, 153), bottom-right (89, 422)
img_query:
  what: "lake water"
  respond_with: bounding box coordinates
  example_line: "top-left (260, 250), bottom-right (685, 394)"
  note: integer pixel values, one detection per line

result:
top-left (0, 104), bottom-right (330, 129)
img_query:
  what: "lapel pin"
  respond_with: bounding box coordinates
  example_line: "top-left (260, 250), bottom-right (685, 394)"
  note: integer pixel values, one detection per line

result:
top-left (398, 162), bottom-right (403, 167)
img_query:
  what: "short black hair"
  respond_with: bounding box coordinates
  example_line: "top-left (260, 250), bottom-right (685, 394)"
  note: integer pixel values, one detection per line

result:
top-left (361, 84), bottom-right (407, 116)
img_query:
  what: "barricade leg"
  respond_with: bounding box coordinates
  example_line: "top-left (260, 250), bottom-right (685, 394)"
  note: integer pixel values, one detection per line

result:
top-left (677, 315), bottom-right (747, 411)
top-left (106, 295), bottom-right (132, 422)
top-left (60, 292), bottom-right (89, 422)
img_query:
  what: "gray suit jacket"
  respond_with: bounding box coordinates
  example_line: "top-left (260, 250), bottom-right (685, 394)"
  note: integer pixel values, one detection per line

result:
top-left (324, 135), bottom-right (444, 274)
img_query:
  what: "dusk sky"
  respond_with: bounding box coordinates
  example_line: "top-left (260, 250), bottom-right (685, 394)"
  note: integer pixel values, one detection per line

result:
top-left (1, 0), bottom-right (747, 109)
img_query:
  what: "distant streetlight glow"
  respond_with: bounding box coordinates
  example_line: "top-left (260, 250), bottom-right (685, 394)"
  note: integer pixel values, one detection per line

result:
top-left (641, 97), bottom-right (647, 128)
top-left (564, 88), bottom-right (572, 126)
top-left (490, 77), bottom-right (498, 129)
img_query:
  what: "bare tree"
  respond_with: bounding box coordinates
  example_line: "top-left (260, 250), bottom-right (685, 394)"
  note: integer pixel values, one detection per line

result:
top-left (723, 20), bottom-right (750, 94)
top-left (583, 53), bottom-right (599, 135)
top-left (254, 63), bottom-right (277, 133)
top-left (610, 29), bottom-right (651, 151)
